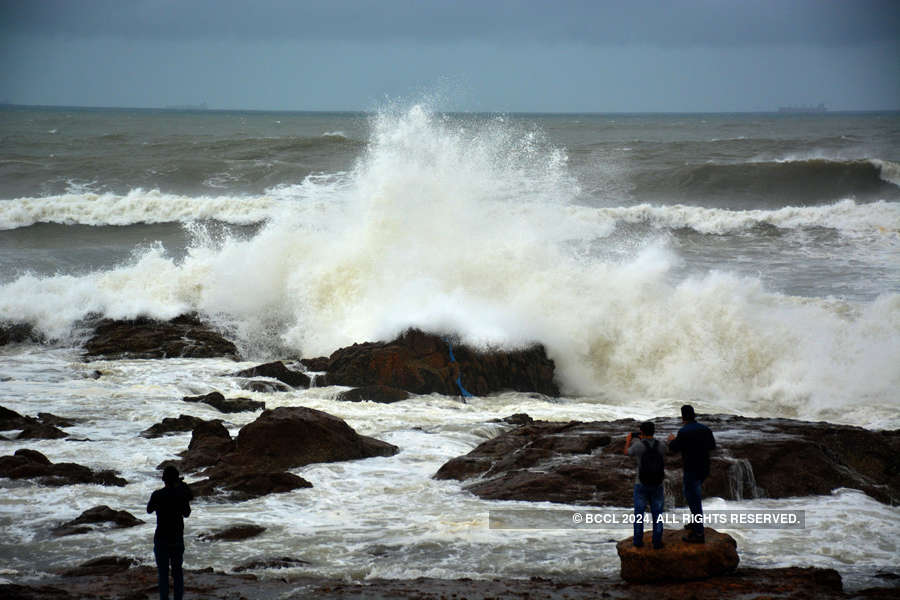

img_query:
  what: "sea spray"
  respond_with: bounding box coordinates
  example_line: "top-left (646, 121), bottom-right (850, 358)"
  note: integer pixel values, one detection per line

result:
top-left (0, 105), bottom-right (898, 425)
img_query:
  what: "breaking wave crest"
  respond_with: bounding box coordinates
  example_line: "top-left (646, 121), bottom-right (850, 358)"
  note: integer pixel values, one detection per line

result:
top-left (1, 105), bottom-right (898, 427)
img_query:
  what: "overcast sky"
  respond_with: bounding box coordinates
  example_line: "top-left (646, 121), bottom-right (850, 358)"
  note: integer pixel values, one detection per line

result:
top-left (2, 0), bottom-right (898, 112)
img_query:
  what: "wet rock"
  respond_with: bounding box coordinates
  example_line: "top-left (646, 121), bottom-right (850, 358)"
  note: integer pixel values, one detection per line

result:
top-left (83, 314), bottom-right (239, 360)
top-left (322, 328), bottom-right (559, 397)
top-left (336, 385), bottom-right (410, 403)
top-left (12, 422), bottom-right (68, 440)
top-left (60, 556), bottom-right (139, 577)
top-left (232, 556), bottom-right (311, 572)
top-left (232, 361), bottom-right (310, 388)
top-left (239, 379), bottom-right (292, 393)
top-left (199, 524), bottom-right (266, 542)
top-left (183, 391), bottom-right (265, 413)
top-left (163, 420), bottom-right (235, 472)
top-left (0, 449), bottom-right (127, 487)
top-left (434, 415), bottom-right (900, 507)
top-left (52, 505), bottom-right (144, 537)
top-left (36, 413), bottom-right (77, 428)
top-left (617, 528), bottom-right (739, 582)
top-left (140, 414), bottom-right (213, 438)
top-left (170, 407), bottom-right (395, 501)
top-left (492, 413), bottom-right (535, 426)
top-left (0, 322), bottom-right (43, 345)
top-left (300, 356), bottom-right (329, 372)
top-left (0, 406), bottom-right (33, 431)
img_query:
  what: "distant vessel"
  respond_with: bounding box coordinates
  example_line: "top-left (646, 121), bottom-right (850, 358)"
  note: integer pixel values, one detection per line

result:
top-left (778, 103), bottom-right (827, 114)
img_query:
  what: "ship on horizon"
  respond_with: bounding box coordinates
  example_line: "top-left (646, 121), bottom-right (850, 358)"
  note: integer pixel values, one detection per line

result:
top-left (778, 103), bottom-right (827, 114)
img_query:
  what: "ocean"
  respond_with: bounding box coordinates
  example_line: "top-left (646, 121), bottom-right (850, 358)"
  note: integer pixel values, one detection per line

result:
top-left (1, 104), bottom-right (898, 588)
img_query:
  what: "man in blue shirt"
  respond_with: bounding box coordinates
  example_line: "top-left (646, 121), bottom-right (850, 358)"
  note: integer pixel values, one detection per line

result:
top-left (668, 404), bottom-right (716, 543)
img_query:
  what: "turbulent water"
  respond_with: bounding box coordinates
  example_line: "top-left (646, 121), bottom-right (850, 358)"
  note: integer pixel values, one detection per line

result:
top-left (1, 105), bottom-right (898, 588)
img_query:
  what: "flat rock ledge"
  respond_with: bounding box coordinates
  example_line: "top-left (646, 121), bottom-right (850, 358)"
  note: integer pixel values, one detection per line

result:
top-left (616, 528), bottom-right (739, 582)
top-left (434, 414), bottom-right (900, 506)
top-left (83, 314), bottom-right (239, 360)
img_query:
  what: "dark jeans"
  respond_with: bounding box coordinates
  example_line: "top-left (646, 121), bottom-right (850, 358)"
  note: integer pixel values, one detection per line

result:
top-left (633, 483), bottom-right (664, 547)
top-left (154, 542), bottom-right (184, 600)
top-left (683, 472), bottom-right (705, 538)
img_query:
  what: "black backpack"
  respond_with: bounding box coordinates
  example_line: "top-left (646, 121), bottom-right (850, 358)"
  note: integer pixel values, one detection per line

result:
top-left (638, 439), bottom-right (665, 486)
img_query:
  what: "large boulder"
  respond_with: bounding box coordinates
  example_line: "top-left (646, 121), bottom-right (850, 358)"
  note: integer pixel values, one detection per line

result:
top-left (0, 449), bottom-right (127, 487)
top-left (617, 528), bottom-right (739, 582)
top-left (220, 406), bottom-right (399, 472)
top-left (83, 314), bottom-right (239, 360)
top-left (321, 328), bottom-right (558, 397)
top-left (434, 415), bottom-right (900, 507)
top-left (336, 385), bottom-right (410, 403)
top-left (0, 322), bottom-right (43, 345)
top-left (167, 407), bottom-right (398, 501)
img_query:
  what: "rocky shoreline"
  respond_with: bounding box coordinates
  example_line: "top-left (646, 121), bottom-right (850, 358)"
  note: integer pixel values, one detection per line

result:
top-left (1, 315), bottom-right (898, 597)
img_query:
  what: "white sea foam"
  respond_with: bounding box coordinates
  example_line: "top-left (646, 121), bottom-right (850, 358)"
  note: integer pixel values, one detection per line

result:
top-left (1, 105), bottom-right (898, 426)
top-left (0, 188), bottom-right (277, 229)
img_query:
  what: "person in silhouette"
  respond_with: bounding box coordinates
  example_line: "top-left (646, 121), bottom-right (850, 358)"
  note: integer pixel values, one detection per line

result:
top-left (147, 465), bottom-right (192, 600)
top-left (668, 404), bottom-right (716, 543)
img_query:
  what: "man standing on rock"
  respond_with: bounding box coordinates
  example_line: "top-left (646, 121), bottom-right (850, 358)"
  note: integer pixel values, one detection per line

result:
top-left (668, 404), bottom-right (716, 543)
top-left (147, 465), bottom-right (193, 600)
top-left (624, 421), bottom-right (667, 549)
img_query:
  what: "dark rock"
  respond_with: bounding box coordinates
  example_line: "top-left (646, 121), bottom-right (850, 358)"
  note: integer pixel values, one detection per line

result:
top-left (183, 391), bottom-right (265, 413)
top-left (83, 314), bottom-right (239, 360)
top-left (199, 524), bottom-right (266, 542)
top-left (0, 405), bottom-right (32, 431)
top-left (233, 556), bottom-right (311, 572)
top-left (300, 356), bottom-right (329, 372)
top-left (323, 328), bottom-right (559, 397)
top-left (163, 420), bottom-right (235, 473)
top-left (171, 406), bottom-right (396, 501)
top-left (0, 322), bottom-right (43, 346)
top-left (434, 415), bottom-right (900, 507)
top-left (336, 385), bottom-right (410, 403)
top-left (232, 361), bottom-right (310, 388)
top-left (52, 505), bottom-right (144, 537)
top-left (60, 556), bottom-right (138, 577)
top-left (189, 471), bottom-right (312, 501)
top-left (140, 414), bottom-right (212, 438)
top-left (220, 406), bottom-right (399, 472)
top-left (0, 449), bottom-right (127, 487)
top-left (36, 413), bottom-right (77, 428)
top-left (616, 528), bottom-right (739, 582)
top-left (13, 423), bottom-right (68, 440)
top-left (239, 379), bottom-right (292, 393)
top-left (492, 413), bottom-right (535, 426)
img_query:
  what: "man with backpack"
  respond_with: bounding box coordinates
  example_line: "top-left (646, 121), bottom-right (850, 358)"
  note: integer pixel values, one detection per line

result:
top-left (624, 421), bottom-right (666, 549)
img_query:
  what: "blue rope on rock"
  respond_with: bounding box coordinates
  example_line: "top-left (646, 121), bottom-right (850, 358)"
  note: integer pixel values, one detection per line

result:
top-left (446, 340), bottom-right (474, 399)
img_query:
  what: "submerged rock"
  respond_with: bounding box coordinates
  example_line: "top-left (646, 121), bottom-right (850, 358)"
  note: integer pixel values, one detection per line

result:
top-left (434, 415), bottom-right (900, 506)
top-left (232, 361), bottom-right (311, 389)
top-left (0, 449), bottom-right (127, 487)
top-left (616, 528), bottom-right (739, 582)
top-left (183, 391), bottom-right (265, 413)
top-left (322, 328), bottom-right (559, 397)
top-left (0, 406), bottom-right (71, 440)
top-left (52, 506), bottom-right (144, 537)
top-left (336, 385), bottom-right (410, 403)
top-left (83, 314), bottom-right (239, 360)
top-left (198, 524), bottom-right (266, 542)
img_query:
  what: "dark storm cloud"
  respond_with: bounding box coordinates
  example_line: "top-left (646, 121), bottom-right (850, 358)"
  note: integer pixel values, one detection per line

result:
top-left (3, 0), bottom-right (898, 46)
